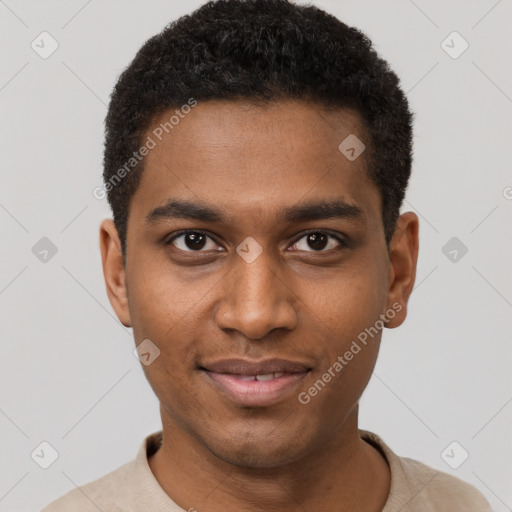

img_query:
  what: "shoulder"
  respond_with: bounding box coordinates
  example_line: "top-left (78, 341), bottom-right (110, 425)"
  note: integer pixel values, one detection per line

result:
top-left (41, 431), bottom-right (164, 512)
top-left (397, 455), bottom-right (492, 511)
top-left (40, 460), bottom-right (133, 512)
top-left (360, 430), bottom-right (492, 512)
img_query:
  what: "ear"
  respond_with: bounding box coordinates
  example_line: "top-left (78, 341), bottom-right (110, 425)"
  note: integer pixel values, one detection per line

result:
top-left (99, 219), bottom-right (132, 327)
top-left (385, 212), bottom-right (419, 329)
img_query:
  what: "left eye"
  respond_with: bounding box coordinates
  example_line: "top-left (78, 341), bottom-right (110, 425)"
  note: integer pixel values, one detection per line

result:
top-left (167, 231), bottom-right (220, 252)
top-left (289, 232), bottom-right (343, 252)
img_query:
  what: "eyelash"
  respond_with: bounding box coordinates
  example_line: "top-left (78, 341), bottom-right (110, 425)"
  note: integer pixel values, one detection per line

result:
top-left (165, 229), bottom-right (347, 253)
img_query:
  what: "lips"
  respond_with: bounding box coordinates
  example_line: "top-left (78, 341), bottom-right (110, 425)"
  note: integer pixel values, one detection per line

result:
top-left (200, 358), bottom-right (311, 375)
top-left (200, 358), bottom-right (312, 407)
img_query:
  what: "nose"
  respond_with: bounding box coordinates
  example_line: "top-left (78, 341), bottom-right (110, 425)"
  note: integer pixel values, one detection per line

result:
top-left (215, 251), bottom-right (298, 340)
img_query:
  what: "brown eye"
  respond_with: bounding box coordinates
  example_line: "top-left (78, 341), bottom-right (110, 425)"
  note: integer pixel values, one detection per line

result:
top-left (168, 231), bottom-right (220, 252)
top-left (306, 232), bottom-right (328, 251)
top-left (289, 231), bottom-right (344, 252)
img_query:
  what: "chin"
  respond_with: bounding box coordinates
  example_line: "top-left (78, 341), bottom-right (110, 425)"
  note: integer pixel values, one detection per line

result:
top-left (218, 444), bottom-right (301, 469)
top-left (205, 428), bottom-right (312, 469)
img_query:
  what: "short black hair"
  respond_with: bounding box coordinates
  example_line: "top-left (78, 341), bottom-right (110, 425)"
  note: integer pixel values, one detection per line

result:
top-left (103, 0), bottom-right (413, 257)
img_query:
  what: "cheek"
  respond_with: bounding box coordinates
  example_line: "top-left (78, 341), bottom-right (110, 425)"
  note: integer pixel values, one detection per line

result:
top-left (301, 276), bottom-right (386, 412)
top-left (127, 265), bottom-right (210, 341)
top-left (127, 284), bottom-right (210, 410)
top-left (300, 344), bottom-right (378, 423)
top-left (129, 277), bottom-right (205, 408)
top-left (300, 261), bottom-right (388, 396)
top-left (304, 263), bottom-right (388, 338)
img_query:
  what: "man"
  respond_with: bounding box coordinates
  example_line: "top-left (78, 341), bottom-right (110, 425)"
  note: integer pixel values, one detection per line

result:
top-left (42, 0), bottom-right (492, 510)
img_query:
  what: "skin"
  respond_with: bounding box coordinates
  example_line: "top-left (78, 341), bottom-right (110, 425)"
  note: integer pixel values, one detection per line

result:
top-left (100, 99), bottom-right (419, 512)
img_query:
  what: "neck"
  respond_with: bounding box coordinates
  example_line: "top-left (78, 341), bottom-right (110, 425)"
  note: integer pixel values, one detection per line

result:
top-left (148, 405), bottom-right (390, 512)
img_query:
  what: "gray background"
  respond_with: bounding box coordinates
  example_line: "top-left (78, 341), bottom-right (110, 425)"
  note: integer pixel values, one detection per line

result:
top-left (0, 0), bottom-right (511, 510)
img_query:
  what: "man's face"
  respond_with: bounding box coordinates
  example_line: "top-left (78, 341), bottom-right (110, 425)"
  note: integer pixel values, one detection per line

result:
top-left (104, 100), bottom-right (410, 468)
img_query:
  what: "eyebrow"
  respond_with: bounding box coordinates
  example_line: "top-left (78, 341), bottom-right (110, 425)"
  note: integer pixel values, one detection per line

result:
top-left (145, 198), bottom-right (365, 225)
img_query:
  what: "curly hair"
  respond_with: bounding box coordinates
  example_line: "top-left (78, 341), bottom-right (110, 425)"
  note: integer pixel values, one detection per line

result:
top-left (103, 0), bottom-right (414, 256)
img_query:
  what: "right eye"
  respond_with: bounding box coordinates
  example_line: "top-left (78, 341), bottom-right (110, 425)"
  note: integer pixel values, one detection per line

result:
top-left (166, 230), bottom-right (222, 252)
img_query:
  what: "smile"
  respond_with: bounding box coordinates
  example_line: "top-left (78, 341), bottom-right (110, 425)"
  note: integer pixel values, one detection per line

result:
top-left (199, 358), bottom-right (312, 406)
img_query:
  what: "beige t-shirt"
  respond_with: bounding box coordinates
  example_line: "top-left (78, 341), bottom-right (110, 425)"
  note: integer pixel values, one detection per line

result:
top-left (41, 430), bottom-right (492, 511)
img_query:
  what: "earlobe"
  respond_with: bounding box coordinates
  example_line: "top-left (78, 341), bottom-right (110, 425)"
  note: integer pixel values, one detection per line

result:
top-left (99, 219), bottom-right (132, 327)
top-left (385, 212), bottom-right (419, 329)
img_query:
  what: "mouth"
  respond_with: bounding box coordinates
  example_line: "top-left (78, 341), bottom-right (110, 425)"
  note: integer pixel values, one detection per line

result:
top-left (199, 358), bottom-right (312, 407)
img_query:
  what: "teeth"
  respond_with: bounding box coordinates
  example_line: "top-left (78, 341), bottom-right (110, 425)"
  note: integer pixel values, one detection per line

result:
top-left (256, 373), bottom-right (274, 381)
top-left (255, 372), bottom-right (284, 381)
top-left (229, 372), bottom-right (286, 381)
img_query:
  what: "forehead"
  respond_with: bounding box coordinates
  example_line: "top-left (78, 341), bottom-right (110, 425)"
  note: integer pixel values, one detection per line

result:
top-left (130, 99), bottom-right (380, 226)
